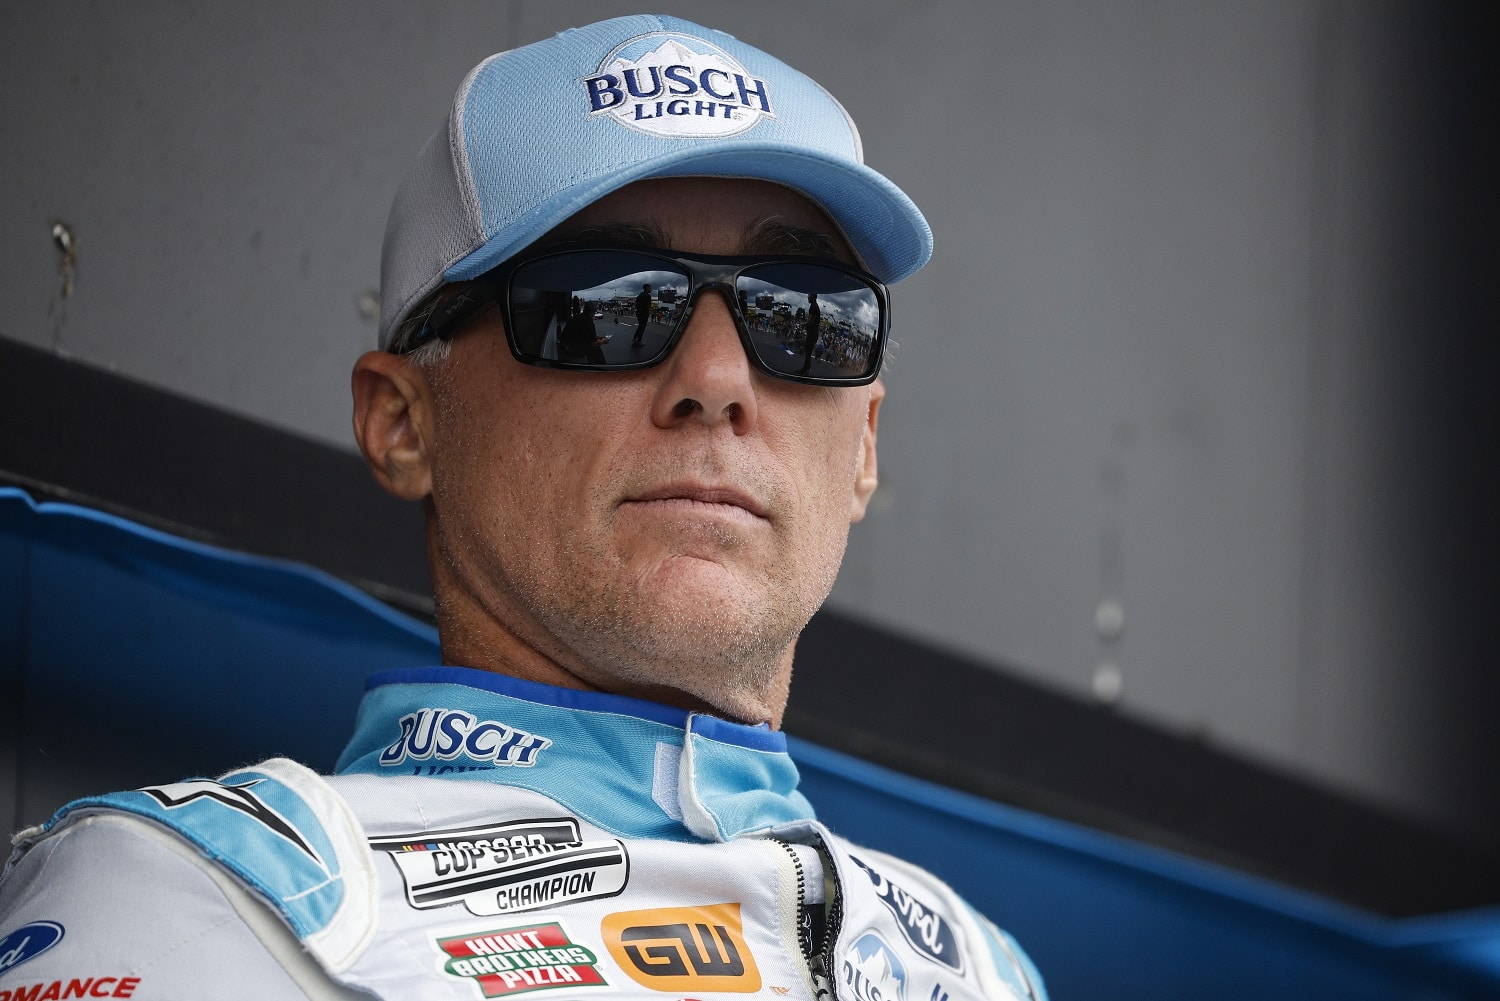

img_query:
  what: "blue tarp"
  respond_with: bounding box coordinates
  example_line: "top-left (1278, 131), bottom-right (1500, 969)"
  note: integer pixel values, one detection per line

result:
top-left (2, 486), bottom-right (1497, 999)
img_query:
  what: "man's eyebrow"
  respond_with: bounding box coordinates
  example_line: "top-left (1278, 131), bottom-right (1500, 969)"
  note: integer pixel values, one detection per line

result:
top-left (742, 219), bottom-right (845, 259)
top-left (539, 222), bottom-right (671, 249)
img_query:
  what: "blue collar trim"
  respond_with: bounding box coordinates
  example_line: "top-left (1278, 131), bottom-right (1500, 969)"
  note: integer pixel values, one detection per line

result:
top-left (366, 666), bottom-right (689, 728)
top-left (362, 666), bottom-right (784, 752)
top-left (338, 666), bottom-right (811, 840)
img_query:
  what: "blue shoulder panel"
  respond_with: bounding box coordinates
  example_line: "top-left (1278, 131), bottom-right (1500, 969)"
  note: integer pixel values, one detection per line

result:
top-left (962, 900), bottom-right (1048, 1001)
top-left (49, 764), bottom-right (343, 941)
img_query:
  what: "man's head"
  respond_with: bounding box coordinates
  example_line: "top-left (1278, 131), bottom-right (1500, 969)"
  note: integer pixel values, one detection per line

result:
top-left (352, 15), bottom-right (930, 725)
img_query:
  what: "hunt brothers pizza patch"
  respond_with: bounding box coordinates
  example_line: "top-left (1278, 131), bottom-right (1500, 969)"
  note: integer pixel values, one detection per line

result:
top-left (436, 922), bottom-right (606, 999)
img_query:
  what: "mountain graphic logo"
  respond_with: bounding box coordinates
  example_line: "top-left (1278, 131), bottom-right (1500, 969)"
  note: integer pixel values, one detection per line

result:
top-left (842, 932), bottom-right (907, 1001)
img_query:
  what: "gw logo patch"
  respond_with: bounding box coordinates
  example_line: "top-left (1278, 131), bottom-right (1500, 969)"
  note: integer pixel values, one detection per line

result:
top-left (436, 922), bottom-right (606, 999)
top-left (601, 903), bottom-right (760, 993)
top-left (369, 817), bottom-right (629, 916)
top-left (379, 708), bottom-right (551, 769)
top-left (582, 32), bottom-right (773, 139)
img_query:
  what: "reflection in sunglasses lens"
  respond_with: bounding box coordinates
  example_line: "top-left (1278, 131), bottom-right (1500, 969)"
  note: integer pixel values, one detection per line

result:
top-left (510, 252), bottom-right (690, 364)
top-left (737, 264), bottom-right (881, 379)
top-left (506, 252), bottom-right (881, 381)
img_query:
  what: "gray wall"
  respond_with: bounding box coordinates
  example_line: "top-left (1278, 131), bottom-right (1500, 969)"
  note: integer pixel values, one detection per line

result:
top-left (2, 2), bottom-right (1491, 839)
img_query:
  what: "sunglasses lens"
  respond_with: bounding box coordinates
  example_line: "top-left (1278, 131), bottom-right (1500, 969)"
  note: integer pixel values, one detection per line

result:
top-left (503, 251), bottom-right (885, 383)
top-left (508, 251), bottom-right (691, 365)
top-left (735, 264), bottom-right (884, 381)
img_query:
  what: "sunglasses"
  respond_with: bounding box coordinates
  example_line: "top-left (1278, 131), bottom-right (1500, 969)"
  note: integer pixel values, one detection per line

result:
top-left (406, 246), bottom-right (891, 387)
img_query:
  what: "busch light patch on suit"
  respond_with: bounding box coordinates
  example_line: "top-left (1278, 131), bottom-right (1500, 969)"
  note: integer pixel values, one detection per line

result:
top-left (379, 709), bottom-right (551, 769)
top-left (582, 32), bottom-right (773, 138)
top-left (842, 932), bottom-right (907, 1001)
top-left (436, 921), bottom-right (606, 999)
top-left (370, 818), bottom-right (628, 916)
top-left (0, 922), bottom-right (64, 976)
top-left (849, 856), bottom-right (965, 973)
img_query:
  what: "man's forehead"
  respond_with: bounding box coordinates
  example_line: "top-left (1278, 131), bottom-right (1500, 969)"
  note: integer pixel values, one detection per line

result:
top-left (544, 177), bottom-right (856, 261)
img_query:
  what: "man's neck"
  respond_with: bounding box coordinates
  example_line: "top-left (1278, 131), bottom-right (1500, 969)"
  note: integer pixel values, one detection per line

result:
top-left (429, 555), bottom-right (793, 728)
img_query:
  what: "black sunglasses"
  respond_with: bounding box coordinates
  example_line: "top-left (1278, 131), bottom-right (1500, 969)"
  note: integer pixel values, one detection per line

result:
top-left (405, 246), bottom-right (891, 387)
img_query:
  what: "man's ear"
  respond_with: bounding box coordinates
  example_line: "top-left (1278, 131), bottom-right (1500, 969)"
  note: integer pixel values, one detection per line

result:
top-left (849, 378), bottom-right (884, 523)
top-left (351, 350), bottom-right (435, 501)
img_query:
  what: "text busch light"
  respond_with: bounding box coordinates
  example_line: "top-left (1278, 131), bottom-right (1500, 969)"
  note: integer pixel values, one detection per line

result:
top-left (379, 709), bottom-right (552, 768)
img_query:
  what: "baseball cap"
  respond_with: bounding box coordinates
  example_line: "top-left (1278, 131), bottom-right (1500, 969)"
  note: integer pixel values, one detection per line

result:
top-left (379, 13), bottom-right (933, 349)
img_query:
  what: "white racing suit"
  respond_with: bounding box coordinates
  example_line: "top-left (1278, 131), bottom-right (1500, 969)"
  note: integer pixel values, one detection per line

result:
top-left (0, 667), bottom-right (1046, 1001)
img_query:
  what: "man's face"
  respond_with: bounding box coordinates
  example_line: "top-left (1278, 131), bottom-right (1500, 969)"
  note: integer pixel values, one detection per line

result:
top-left (415, 178), bottom-right (882, 722)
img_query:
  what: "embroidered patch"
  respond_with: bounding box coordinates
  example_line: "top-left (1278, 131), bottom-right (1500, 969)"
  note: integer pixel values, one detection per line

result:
top-left (0, 921), bottom-right (64, 976)
top-left (849, 855), bottom-right (965, 973)
top-left (378, 709), bottom-right (552, 769)
top-left (370, 818), bottom-right (628, 915)
top-left (842, 932), bottom-right (907, 1001)
top-left (601, 903), bottom-right (761, 993)
top-left (0, 976), bottom-right (142, 999)
top-left (582, 32), bottom-right (774, 138)
top-left (435, 921), bottom-right (606, 998)
top-left (141, 779), bottom-right (323, 864)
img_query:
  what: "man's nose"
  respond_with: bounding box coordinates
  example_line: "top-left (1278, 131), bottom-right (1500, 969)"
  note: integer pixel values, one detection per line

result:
top-left (649, 287), bottom-right (758, 432)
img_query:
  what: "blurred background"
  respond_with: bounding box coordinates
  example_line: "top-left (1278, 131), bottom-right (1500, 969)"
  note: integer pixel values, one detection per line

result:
top-left (2, 0), bottom-right (1497, 966)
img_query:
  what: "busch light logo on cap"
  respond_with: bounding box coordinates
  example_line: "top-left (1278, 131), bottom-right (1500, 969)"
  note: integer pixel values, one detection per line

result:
top-left (583, 32), bottom-right (774, 138)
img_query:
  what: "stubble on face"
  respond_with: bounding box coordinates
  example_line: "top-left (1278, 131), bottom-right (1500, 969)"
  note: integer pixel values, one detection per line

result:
top-left (422, 179), bottom-right (877, 724)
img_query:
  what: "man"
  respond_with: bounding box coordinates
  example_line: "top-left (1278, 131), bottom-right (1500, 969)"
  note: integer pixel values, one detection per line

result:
top-left (632, 283), bottom-right (652, 345)
top-left (559, 296), bottom-right (608, 363)
top-left (798, 291), bottom-right (822, 375)
top-left (0, 15), bottom-right (1045, 1001)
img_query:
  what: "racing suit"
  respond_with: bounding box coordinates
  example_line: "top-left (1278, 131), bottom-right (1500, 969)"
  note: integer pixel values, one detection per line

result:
top-left (0, 667), bottom-right (1046, 1001)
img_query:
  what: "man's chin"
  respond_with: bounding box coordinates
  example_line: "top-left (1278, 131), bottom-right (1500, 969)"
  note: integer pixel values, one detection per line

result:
top-left (559, 588), bottom-right (799, 717)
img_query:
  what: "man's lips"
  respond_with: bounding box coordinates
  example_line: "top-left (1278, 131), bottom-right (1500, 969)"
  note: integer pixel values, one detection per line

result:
top-left (622, 483), bottom-right (770, 521)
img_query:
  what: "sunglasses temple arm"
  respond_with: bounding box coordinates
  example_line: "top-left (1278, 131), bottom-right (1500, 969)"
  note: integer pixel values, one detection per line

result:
top-left (424, 277), bottom-right (507, 345)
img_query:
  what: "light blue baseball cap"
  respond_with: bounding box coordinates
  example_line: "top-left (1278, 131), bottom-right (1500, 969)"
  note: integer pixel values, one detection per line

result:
top-left (379, 13), bottom-right (932, 349)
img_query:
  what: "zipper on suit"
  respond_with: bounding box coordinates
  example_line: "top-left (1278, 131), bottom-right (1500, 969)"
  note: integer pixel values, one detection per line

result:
top-left (773, 837), bottom-right (843, 1001)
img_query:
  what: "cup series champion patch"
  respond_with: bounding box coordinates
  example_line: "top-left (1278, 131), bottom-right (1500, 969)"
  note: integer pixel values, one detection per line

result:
top-left (370, 817), bottom-right (629, 916)
top-left (436, 921), bottom-right (606, 999)
top-left (582, 32), bottom-right (774, 138)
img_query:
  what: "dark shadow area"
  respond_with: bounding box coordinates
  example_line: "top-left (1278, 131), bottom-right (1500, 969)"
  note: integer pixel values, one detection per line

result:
top-left (787, 613), bottom-right (1500, 918)
top-left (1385, 0), bottom-right (1500, 843)
top-left (0, 338), bottom-right (432, 618)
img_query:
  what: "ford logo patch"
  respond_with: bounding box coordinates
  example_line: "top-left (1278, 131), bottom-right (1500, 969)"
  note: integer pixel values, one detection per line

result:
top-left (0, 920), bottom-right (65, 975)
top-left (849, 856), bottom-right (964, 973)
